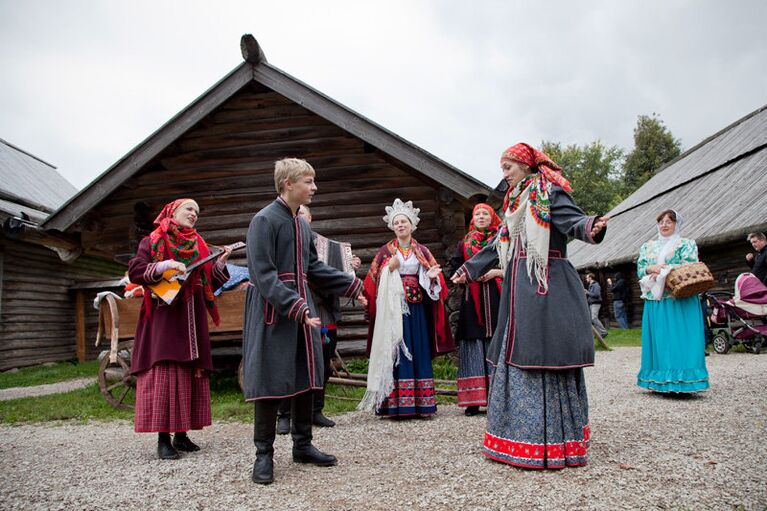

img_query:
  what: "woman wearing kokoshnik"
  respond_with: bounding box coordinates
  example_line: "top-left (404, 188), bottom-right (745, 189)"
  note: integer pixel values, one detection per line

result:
top-left (359, 199), bottom-right (455, 418)
top-left (448, 203), bottom-right (503, 416)
top-left (452, 143), bottom-right (609, 469)
top-left (128, 198), bottom-right (231, 460)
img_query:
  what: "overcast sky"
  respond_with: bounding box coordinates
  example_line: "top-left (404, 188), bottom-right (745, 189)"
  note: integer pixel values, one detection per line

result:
top-left (1, 0), bottom-right (765, 190)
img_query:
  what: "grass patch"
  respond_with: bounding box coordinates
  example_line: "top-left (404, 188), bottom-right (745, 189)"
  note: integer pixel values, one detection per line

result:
top-left (597, 328), bottom-right (642, 350)
top-left (0, 356), bottom-right (464, 424)
top-left (209, 374), bottom-right (252, 423)
top-left (0, 374), bottom-right (255, 425)
top-left (0, 383), bottom-right (133, 423)
top-left (0, 360), bottom-right (100, 389)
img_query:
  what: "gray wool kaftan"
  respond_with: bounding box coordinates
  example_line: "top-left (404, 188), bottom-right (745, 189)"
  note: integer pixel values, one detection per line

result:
top-left (455, 185), bottom-right (605, 369)
top-left (241, 198), bottom-right (363, 401)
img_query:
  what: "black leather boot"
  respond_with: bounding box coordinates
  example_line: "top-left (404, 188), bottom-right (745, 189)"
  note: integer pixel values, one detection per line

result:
top-left (291, 391), bottom-right (337, 466)
top-left (172, 432), bottom-right (200, 452)
top-left (312, 388), bottom-right (335, 427)
top-left (252, 399), bottom-right (279, 484)
top-left (157, 432), bottom-right (179, 460)
top-left (277, 398), bottom-right (291, 435)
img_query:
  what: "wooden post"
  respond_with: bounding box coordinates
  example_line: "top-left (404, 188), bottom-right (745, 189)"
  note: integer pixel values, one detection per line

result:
top-left (75, 290), bottom-right (86, 362)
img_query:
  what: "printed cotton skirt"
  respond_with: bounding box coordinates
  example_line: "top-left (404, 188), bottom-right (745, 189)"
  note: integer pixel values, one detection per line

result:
top-left (376, 301), bottom-right (437, 417)
top-left (637, 295), bottom-right (709, 393)
top-left (456, 338), bottom-right (491, 407)
top-left (483, 333), bottom-right (589, 469)
top-left (134, 361), bottom-right (212, 432)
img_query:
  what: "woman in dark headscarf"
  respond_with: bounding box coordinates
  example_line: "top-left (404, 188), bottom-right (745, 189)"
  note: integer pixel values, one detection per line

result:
top-left (452, 143), bottom-right (608, 469)
top-left (128, 198), bottom-right (231, 459)
top-left (449, 203), bottom-right (503, 416)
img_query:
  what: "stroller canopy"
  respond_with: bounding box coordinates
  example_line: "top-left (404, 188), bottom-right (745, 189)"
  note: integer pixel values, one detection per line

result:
top-left (733, 273), bottom-right (767, 316)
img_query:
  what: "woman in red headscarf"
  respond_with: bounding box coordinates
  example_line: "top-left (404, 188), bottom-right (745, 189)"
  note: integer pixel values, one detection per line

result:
top-left (452, 143), bottom-right (609, 469)
top-left (128, 198), bottom-right (231, 460)
top-left (448, 203), bottom-right (503, 416)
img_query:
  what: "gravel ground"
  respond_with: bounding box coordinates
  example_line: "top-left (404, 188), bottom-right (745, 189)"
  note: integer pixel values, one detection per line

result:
top-left (0, 348), bottom-right (765, 511)
top-left (0, 378), bottom-right (94, 401)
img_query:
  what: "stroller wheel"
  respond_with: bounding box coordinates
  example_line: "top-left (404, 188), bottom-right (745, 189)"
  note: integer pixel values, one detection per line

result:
top-left (712, 334), bottom-right (730, 354)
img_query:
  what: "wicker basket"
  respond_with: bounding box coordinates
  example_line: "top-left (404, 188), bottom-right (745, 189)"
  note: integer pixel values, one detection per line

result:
top-left (665, 262), bottom-right (715, 298)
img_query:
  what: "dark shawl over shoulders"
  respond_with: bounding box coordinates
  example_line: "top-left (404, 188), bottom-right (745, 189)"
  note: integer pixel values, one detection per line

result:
top-left (448, 241), bottom-right (502, 341)
top-left (456, 185), bottom-right (604, 369)
top-left (128, 237), bottom-right (230, 375)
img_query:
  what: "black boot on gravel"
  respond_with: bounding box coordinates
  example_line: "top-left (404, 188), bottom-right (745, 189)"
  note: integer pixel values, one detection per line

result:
top-left (464, 406), bottom-right (480, 416)
top-left (312, 412), bottom-right (336, 428)
top-left (277, 415), bottom-right (291, 435)
top-left (157, 433), bottom-right (179, 460)
top-left (292, 445), bottom-right (337, 466)
top-left (172, 432), bottom-right (200, 452)
top-left (252, 451), bottom-right (274, 484)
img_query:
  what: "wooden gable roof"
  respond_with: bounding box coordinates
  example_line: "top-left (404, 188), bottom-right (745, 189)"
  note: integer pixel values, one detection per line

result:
top-left (568, 104), bottom-right (767, 269)
top-left (42, 35), bottom-right (490, 233)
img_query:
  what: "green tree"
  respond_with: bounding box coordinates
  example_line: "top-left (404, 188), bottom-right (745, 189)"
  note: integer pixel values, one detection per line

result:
top-left (623, 113), bottom-right (682, 191)
top-left (541, 140), bottom-right (625, 216)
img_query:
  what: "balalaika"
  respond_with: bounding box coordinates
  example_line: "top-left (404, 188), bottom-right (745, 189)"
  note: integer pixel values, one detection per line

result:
top-left (149, 241), bottom-right (246, 304)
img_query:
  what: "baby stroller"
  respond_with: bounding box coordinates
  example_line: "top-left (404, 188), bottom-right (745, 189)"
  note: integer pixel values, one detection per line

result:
top-left (703, 273), bottom-right (767, 354)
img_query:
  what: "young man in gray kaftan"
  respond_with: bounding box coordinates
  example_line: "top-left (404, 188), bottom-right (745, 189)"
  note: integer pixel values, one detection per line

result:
top-left (243, 197), bottom-right (363, 483)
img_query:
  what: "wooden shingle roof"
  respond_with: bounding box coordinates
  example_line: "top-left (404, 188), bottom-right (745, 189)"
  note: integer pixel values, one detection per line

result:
top-left (0, 138), bottom-right (76, 222)
top-left (42, 35), bottom-right (490, 232)
top-left (568, 104), bottom-right (767, 269)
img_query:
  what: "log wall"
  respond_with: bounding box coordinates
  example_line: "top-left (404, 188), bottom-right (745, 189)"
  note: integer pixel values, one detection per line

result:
top-left (74, 85), bottom-right (474, 351)
top-left (0, 238), bottom-right (125, 370)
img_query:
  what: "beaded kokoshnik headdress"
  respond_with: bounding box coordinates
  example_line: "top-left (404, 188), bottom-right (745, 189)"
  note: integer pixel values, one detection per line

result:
top-left (383, 198), bottom-right (420, 232)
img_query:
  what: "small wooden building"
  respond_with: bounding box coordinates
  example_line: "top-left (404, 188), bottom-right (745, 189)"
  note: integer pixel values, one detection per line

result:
top-left (568, 105), bottom-right (767, 327)
top-left (39, 35), bottom-right (491, 353)
top-left (0, 138), bottom-right (124, 370)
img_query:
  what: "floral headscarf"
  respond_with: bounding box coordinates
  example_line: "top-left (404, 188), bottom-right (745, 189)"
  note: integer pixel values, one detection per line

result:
top-left (463, 203), bottom-right (501, 259)
top-left (497, 143), bottom-right (573, 292)
top-left (147, 198), bottom-right (219, 325)
top-left (463, 203), bottom-right (502, 325)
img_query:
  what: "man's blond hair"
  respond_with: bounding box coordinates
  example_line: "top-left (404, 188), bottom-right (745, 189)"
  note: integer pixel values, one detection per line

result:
top-left (274, 158), bottom-right (315, 194)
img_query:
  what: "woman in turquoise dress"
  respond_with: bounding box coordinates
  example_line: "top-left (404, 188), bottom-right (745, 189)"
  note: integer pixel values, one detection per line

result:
top-left (636, 209), bottom-right (709, 393)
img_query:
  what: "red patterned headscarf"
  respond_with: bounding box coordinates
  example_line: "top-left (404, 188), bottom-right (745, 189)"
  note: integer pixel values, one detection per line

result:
top-left (463, 203), bottom-right (502, 326)
top-left (463, 203), bottom-right (501, 259)
top-left (147, 198), bottom-right (219, 325)
top-left (501, 143), bottom-right (572, 212)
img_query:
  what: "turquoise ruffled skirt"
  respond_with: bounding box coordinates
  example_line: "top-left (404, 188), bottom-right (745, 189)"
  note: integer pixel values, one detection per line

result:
top-left (637, 295), bottom-right (709, 393)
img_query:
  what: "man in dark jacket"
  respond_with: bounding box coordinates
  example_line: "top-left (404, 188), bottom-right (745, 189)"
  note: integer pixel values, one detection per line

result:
top-left (585, 273), bottom-right (608, 337)
top-left (746, 232), bottom-right (767, 285)
top-left (277, 205), bottom-right (361, 433)
top-left (242, 158), bottom-right (367, 485)
top-left (607, 272), bottom-right (630, 329)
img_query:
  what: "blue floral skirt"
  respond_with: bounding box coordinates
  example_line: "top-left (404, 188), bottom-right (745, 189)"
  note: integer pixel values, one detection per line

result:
top-left (482, 327), bottom-right (589, 469)
top-left (483, 363), bottom-right (590, 469)
top-left (376, 301), bottom-right (437, 417)
top-left (637, 296), bottom-right (709, 393)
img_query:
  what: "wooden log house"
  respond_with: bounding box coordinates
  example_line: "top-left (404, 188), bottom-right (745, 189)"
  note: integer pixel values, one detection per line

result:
top-left (0, 138), bottom-right (124, 370)
top-left (39, 35), bottom-right (492, 356)
top-left (567, 104), bottom-right (767, 327)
